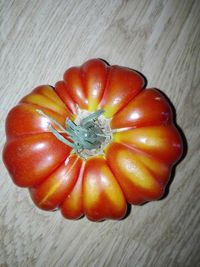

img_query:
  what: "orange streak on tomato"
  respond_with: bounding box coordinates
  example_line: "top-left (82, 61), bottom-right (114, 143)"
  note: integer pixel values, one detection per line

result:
top-left (100, 66), bottom-right (145, 118)
top-left (83, 156), bottom-right (127, 221)
top-left (29, 155), bottom-right (82, 210)
top-left (55, 81), bottom-right (78, 115)
top-left (113, 125), bottom-right (183, 165)
top-left (106, 143), bottom-right (165, 204)
top-left (111, 88), bottom-right (172, 129)
top-left (21, 85), bottom-right (69, 117)
top-left (61, 162), bottom-right (85, 220)
top-left (80, 59), bottom-right (109, 112)
top-left (64, 67), bottom-right (88, 109)
top-left (3, 133), bottom-right (71, 187)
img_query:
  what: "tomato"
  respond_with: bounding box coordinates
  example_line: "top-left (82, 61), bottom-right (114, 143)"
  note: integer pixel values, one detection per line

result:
top-left (3, 59), bottom-right (183, 221)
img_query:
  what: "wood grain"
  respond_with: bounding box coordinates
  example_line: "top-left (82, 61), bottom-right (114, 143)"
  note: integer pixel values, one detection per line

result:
top-left (0, 0), bottom-right (200, 266)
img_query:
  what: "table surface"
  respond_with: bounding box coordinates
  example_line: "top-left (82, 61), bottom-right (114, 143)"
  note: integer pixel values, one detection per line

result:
top-left (0, 1), bottom-right (199, 267)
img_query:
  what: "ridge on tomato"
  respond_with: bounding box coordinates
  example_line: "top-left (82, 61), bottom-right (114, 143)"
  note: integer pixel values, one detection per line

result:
top-left (3, 59), bottom-right (183, 221)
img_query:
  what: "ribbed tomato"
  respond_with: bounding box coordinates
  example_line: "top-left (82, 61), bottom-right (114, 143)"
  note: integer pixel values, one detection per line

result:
top-left (3, 59), bottom-right (183, 221)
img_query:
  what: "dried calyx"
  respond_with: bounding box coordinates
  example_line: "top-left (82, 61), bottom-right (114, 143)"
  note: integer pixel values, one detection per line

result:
top-left (37, 108), bottom-right (112, 159)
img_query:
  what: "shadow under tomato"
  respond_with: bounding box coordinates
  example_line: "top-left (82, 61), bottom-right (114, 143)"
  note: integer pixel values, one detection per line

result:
top-left (121, 204), bottom-right (132, 221)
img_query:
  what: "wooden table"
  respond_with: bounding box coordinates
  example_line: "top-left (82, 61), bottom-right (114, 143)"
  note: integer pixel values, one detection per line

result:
top-left (0, 1), bottom-right (199, 266)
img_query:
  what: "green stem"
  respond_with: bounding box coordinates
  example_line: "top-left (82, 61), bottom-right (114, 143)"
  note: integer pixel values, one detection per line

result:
top-left (36, 109), bottom-right (68, 134)
top-left (36, 109), bottom-right (106, 153)
top-left (49, 125), bottom-right (75, 149)
top-left (36, 109), bottom-right (75, 148)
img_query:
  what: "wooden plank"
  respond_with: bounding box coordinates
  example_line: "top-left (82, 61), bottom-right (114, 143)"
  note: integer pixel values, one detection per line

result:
top-left (0, 0), bottom-right (199, 266)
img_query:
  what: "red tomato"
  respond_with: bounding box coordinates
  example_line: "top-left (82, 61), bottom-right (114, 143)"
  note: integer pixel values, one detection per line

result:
top-left (3, 59), bottom-right (183, 221)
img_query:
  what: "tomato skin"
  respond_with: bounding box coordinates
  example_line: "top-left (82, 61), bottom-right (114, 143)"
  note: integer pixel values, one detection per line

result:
top-left (55, 81), bottom-right (78, 115)
top-left (110, 89), bottom-right (172, 129)
top-left (83, 157), bottom-right (127, 221)
top-left (80, 59), bottom-right (109, 112)
top-left (3, 133), bottom-right (71, 187)
top-left (21, 85), bottom-right (70, 117)
top-left (106, 142), bottom-right (166, 205)
top-left (113, 125), bottom-right (183, 165)
top-left (5, 103), bottom-right (67, 138)
top-left (64, 67), bottom-right (88, 110)
top-left (3, 59), bottom-right (183, 221)
top-left (61, 163), bottom-right (85, 220)
top-left (29, 155), bottom-right (82, 210)
top-left (100, 66), bottom-right (145, 118)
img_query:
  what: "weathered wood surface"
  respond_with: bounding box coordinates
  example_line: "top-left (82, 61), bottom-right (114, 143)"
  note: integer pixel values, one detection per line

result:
top-left (0, 0), bottom-right (199, 266)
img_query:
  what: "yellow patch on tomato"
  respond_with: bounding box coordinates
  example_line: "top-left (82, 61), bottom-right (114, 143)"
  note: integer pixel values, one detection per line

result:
top-left (100, 164), bottom-right (125, 209)
top-left (134, 153), bottom-right (169, 182)
top-left (116, 149), bottom-right (161, 191)
top-left (35, 86), bottom-right (67, 107)
top-left (84, 173), bottom-right (101, 205)
top-left (113, 127), bottom-right (168, 150)
top-left (22, 94), bottom-right (67, 115)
